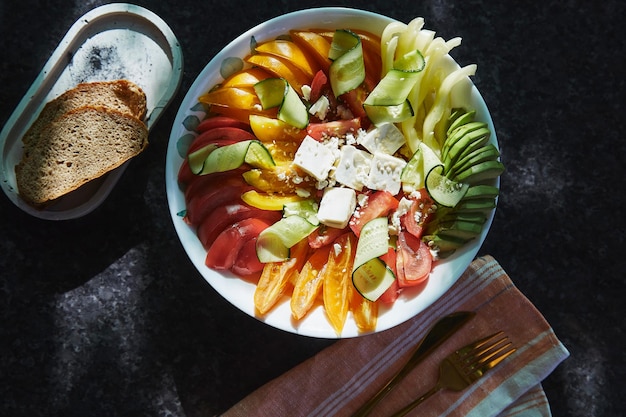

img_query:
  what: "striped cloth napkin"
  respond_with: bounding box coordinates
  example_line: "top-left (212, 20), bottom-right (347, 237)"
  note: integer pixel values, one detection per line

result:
top-left (222, 255), bottom-right (569, 417)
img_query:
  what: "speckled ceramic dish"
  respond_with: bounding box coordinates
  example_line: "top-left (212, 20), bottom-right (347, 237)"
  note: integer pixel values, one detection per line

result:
top-left (0, 3), bottom-right (183, 220)
top-left (166, 7), bottom-right (499, 338)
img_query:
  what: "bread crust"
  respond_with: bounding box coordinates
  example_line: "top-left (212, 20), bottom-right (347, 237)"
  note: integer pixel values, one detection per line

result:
top-left (16, 103), bottom-right (148, 206)
top-left (22, 80), bottom-right (147, 150)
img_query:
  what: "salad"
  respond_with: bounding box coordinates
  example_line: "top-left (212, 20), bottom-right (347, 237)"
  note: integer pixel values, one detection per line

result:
top-left (176, 17), bottom-right (503, 335)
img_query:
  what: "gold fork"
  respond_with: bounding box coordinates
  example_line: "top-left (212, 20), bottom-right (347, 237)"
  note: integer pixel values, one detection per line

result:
top-left (389, 331), bottom-right (516, 417)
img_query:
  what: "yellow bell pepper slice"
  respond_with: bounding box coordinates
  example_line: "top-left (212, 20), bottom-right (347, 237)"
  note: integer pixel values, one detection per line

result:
top-left (241, 190), bottom-right (304, 211)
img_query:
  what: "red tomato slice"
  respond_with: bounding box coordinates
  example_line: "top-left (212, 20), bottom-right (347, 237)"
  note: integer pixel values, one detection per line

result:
top-left (197, 203), bottom-right (281, 249)
top-left (349, 191), bottom-right (399, 237)
top-left (205, 218), bottom-right (274, 270)
top-left (307, 225), bottom-right (348, 249)
top-left (187, 127), bottom-right (256, 155)
top-left (178, 158), bottom-right (195, 187)
top-left (196, 116), bottom-right (251, 133)
top-left (183, 168), bottom-right (247, 202)
top-left (185, 177), bottom-right (249, 226)
top-left (395, 231), bottom-right (432, 287)
top-left (378, 246), bottom-right (400, 304)
top-left (401, 189), bottom-right (435, 240)
top-left (339, 84), bottom-right (371, 126)
top-left (231, 237), bottom-right (264, 277)
top-left (309, 69), bottom-right (329, 104)
top-left (306, 118), bottom-right (361, 141)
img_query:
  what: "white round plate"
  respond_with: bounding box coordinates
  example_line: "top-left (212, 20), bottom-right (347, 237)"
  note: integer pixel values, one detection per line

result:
top-left (165, 7), bottom-right (498, 338)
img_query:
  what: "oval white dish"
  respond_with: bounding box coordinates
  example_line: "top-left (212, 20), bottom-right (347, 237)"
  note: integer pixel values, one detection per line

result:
top-left (0, 3), bottom-right (183, 220)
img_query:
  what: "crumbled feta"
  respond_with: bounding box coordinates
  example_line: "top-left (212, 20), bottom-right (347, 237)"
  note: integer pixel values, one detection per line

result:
top-left (317, 187), bottom-right (357, 229)
top-left (309, 96), bottom-right (330, 120)
top-left (334, 145), bottom-right (372, 191)
top-left (357, 123), bottom-right (406, 155)
top-left (367, 152), bottom-right (407, 195)
top-left (301, 85), bottom-right (311, 101)
top-left (293, 135), bottom-right (336, 181)
top-left (389, 197), bottom-right (413, 235)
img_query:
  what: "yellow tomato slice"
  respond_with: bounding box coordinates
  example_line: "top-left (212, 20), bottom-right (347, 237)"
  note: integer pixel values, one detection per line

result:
top-left (290, 30), bottom-right (332, 73)
top-left (241, 190), bottom-right (304, 211)
top-left (350, 286), bottom-right (379, 333)
top-left (209, 106), bottom-right (277, 124)
top-left (254, 239), bottom-right (309, 315)
top-left (222, 67), bottom-right (273, 88)
top-left (291, 245), bottom-right (332, 320)
top-left (245, 53), bottom-right (311, 95)
top-left (199, 87), bottom-right (260, 109)
top-left (242, 166), bottom-right (315, 193)
top-left (255, 40), bottom-right (318, 78)
top-left (323, 233), bottom-right (357, 335)
top-left (249, 115), bottom-right (307, 142)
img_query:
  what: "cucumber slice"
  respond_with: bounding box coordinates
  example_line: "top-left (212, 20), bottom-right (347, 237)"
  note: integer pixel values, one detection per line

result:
top-left (447, 144), bottom-right (499, 178)
top-left (453, 160), bottom-right (505, 184)
top-left (446, 109), bottom-right (475, 136)
top-left (443, 125), bottom-right (491, 169)
top-left (424, 233), bottom-right (469, 252)
top-left (254, 78), bottom-right (308, 129)
top-left (353, 217), bottom-right (390, 271)
top-left (189, 140), bottom-right (274, 175)
top-left (426, 219), bottom-right (484, 240)
top-left (454, 197), bottom-right (497, 213)
top-left (442, 121), bottom-right (486, 161)
top-left (351, 217), bottom-right (395, 302)
top-left (329, 29), bottom-right (365, 97)
top-left (363, 49), bottom-right (425, 125)
top-left (256, 215), bottom-right (318, 263)
top-left (463, 184), bottom-right (500, 200)
top-left (352, 258), bottom-right (396, 302)
top-left (283, 199), bottom-right (320, 226)
top-left (188, 143), bottom-right (218, 174)
top-left (425, 165), bottom-right (469, 208)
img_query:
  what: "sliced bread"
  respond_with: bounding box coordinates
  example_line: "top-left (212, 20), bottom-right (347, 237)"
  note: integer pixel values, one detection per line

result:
top-left (22, 80), bottom-right (147, 150)
top-left (15, 105), bottom-right (149, 206)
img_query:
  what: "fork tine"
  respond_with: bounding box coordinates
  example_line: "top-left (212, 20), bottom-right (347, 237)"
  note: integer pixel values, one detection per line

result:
top-left (454, 331), bottom-right (504, 361)
top-left (466, 338), bottom-right (516, 380)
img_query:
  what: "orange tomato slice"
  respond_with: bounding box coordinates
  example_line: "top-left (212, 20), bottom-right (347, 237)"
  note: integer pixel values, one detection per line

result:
top-left (208, 106), bottom-right (277, 124)
top-left (222, 67), bottom-right (273, 88)
top-left (254, 238), bottom-right (309, 315)
top-left (323, 233), bottom-right (357, 335)
top-left (290, 245), bottom-right (332, 320)
top-left (350, 286), bottom-right (378, 333)
top-left (199, 87), bottom-right (260, 109)
top-left (245, 53), bottom-right (311, 95)
top-left (290, 30), bottom-right (332, 73)
top-left (255, 40), bottom-right (318, 78)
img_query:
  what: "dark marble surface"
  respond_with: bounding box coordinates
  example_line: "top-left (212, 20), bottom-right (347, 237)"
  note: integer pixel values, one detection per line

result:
top-left (1, 1), bottom-right (624, 416)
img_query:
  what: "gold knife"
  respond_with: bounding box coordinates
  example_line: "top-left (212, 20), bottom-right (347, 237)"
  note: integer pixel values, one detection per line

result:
top-left (351, 311), bottom-right (475, 417)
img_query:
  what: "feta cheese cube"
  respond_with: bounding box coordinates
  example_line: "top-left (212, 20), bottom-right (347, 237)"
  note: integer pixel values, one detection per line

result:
top-left (316, 187), bottom-right (357, 229)
top-left (357, 123), bottom-right (406, 155)
top-left (293, 135), bottom-right (336, 181)
top-left (367, 152), bottom-right (407, 195)
top-left (333, 145), bottom-right (372, 191)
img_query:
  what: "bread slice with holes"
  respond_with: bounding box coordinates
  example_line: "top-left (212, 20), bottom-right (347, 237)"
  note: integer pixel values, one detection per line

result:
top-left (21, 80), bottom-right (147, 150)
top-left (15, 105), bottom-right (148, 206)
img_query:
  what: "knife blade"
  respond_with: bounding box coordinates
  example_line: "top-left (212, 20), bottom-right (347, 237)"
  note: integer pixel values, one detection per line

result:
top-left (351, 311), bottom-right (475, 417)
